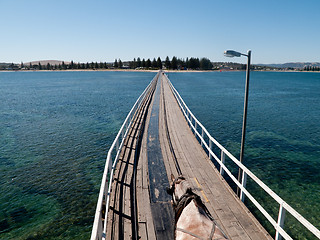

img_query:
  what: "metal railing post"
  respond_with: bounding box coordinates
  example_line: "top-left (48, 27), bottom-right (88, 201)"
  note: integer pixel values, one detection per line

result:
top-left (121, 128), bottom-right (124, 142)
top-left (275, 203), bottom-right (286, 240)
top-left (194, 121), bottom-right (197, 136)
top-left (108, 155), bottom-right (113, 172)
top-left (97, 219), bottom-right (102, 240)
top-left (116, 137), bottom-right (119, 152)
top-left (201, 128), bottom-right (204, 147)
top-left (209, 140), bottom-right (212, 160)
top-left (240, 172), bottom-right (247, 202)
top-left (220, 151), bottom-right (225, 176)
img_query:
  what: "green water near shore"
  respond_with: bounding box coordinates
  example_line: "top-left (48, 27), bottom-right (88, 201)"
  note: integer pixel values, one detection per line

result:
top-left (0, 71), bottom-right (154, 239)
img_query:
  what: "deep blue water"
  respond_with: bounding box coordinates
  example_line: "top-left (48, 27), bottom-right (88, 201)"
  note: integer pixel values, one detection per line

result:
top-left (0, 71), bottom-right (319, 239)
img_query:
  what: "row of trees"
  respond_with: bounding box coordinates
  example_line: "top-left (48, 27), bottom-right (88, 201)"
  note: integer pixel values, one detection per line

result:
top-left (21, 61), bottom-right (110, 70)
top-left (303, 66), bottom-right (320, 71)
top-left (16, 57), bottom-right (214, 71)
top-left (114, 56), bottom-right (214, 70)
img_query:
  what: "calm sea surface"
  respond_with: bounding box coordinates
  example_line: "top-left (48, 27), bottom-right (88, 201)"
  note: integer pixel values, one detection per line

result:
top-left (0, 71), bottom-right (319, 239)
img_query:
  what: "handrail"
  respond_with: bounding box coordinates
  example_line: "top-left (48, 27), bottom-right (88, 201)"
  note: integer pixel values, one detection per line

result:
top-left (164, 73), bottom-right (320, 240)
top-left (91, 72), bottom-right (159, 240)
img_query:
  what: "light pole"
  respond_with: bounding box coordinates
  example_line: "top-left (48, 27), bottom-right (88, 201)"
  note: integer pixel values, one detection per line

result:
top-left (224, 49), bottom-right (251, 201)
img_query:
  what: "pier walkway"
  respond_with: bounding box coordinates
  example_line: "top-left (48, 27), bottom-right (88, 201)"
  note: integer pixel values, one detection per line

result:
top-left (103, 73), bottom-right (271, 240)
top-left (92, 71), bottom-right (320, 240)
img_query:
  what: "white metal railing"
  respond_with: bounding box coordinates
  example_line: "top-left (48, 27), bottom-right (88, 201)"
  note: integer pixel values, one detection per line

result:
top-left (91, 72), bottom-right (159, 240)
top-left (165, 74), bottom-right (320, 240)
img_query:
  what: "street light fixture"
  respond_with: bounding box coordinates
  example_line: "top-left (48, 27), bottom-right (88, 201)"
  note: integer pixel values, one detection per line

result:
top-left (224, 49), bottom-right (251, 202)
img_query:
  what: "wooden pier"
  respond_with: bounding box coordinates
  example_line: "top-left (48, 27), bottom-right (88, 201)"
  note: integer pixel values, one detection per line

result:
top-left (104, 72), bottom-right (272, 240)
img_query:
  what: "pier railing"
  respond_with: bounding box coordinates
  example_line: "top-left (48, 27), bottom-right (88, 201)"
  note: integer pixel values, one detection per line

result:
top-left (165, 74), bottom-right (320, 240)
top-left (91, 73), bottom-right (159, 240)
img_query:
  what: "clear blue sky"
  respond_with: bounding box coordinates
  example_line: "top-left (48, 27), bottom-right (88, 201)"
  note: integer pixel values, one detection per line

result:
top-left (1, 0), bottom-right (319, 64)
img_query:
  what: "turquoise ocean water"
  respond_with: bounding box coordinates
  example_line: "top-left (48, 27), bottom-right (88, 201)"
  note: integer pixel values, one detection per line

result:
top-left (0, 71), bottom-right (319, 239)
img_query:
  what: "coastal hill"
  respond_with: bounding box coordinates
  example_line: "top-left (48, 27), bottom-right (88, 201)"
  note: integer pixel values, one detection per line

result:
top-left (24, 60), bottom-right (71, 66)
top-left (259, 62), bottom-right (320, 69)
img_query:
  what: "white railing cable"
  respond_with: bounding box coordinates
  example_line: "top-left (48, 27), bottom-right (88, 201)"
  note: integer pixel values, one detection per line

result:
top-left (91, 72), bottom-right (159, 240)
top-left (164, 74), bottom-right (320, 240)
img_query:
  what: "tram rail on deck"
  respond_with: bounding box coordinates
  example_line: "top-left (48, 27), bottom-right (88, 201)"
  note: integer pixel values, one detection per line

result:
top-left (91, 72), bottom-right (159, 240)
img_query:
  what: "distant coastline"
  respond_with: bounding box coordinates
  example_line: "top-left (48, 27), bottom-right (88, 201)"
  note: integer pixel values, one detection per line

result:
top-left (2, 58), bottom-right (319, 72)
top-left (1, 69), bottom-right (320, 73)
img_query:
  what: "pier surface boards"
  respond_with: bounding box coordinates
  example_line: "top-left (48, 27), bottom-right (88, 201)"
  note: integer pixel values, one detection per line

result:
top-left (106, 73), bottom-right (272, 240)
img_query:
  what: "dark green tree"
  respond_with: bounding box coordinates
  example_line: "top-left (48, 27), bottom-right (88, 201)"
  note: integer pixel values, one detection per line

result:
top-left (146, 58), bottom-right (151, 68)
top-left (133, 58), bottom-right (137, 69)
top-left (152, 58), bottom-right (157, 68)
top-left (157, 57), bottom-right (162, 69)
top-left (171, 56), bottom-right (178, 69)
top-left (38, 62), bottom-right (42, 70)
top-left (200, 57), bottom-right (213, 70)
top-left (142, 59), bottom-right (146, 68)
top-left (188, 57), bottom-right (200, 69)
top-left (114, 59), bottom-right (118, 68)
top-left (137, 57), bottom-right (141, 68)
top-left (118, 59), bottom-right (123, 68)
top-left (165, 56), bottom-right (171, 69)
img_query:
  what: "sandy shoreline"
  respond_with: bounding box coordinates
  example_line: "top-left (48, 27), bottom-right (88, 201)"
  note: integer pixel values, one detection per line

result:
top-left (0, 69), bottom-right (211, 73)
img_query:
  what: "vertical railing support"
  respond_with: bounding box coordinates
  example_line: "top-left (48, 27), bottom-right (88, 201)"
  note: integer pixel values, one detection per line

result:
top-left (108, 155), bottom-right (113, 172)
top-left (275, 203), bottom-right (286, 240)
top-left (240, 172), bottom-right (247, 202)
top-left (209, 140), bottom-right (212, 160)
top-left (116, 137), bottom-right (119, 152)
top-left (201, 128), bottom-right (204, 147)
top-left (220, 151), bottom-right (225, 176)
top-left (194, 121), bottom-right (197, 136)
top-left (121, 128), bottom-right (124, 143)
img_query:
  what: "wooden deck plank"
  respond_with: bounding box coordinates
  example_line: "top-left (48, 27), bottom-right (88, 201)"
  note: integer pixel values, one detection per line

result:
top-left (159, 74), bottom-right (272, 240)
top-left (137, 91), bottom-right (157, 240)
top-left (105, 73), bottom-right (272, 240)
top-left (106, 80), bottom-right (156, 240)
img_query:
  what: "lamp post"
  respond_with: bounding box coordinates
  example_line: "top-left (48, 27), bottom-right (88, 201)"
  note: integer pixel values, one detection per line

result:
top-left (224, 49), bottom-right (251, 202)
